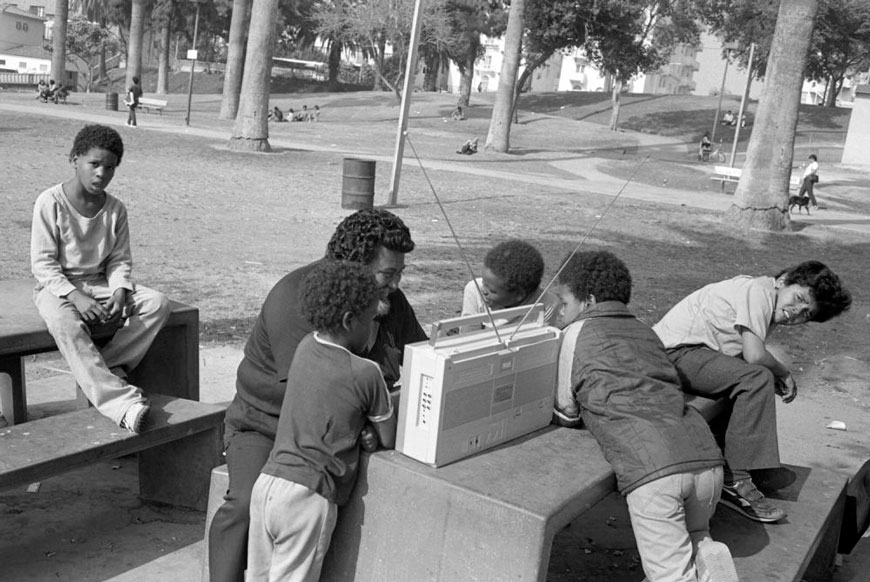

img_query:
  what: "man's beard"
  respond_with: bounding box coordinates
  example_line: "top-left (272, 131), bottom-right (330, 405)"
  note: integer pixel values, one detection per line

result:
top-left (377, 297), bottom-right (391, 317)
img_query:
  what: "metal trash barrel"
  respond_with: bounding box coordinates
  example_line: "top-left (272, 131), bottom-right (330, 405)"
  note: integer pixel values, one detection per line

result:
top-left (341, 158), bottom-right (376, 210)
top-left (105, 92), bottom-right (118, 111)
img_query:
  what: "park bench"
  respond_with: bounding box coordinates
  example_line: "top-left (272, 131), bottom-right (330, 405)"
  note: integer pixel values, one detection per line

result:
top-left (138, 97), bottom-right (168, 114)
top-left (0, 279), bottom-right (199, 426)
top-left (0, 394), bottom-right (225, 510)
top-left (200, 394), bottom-right (844, 582)
top-left (711, 165), bottom-right (742, 186)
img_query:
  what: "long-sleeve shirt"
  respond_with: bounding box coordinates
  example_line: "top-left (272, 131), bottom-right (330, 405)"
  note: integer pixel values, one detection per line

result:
top-left (31, 184), bottom-right (134, 298)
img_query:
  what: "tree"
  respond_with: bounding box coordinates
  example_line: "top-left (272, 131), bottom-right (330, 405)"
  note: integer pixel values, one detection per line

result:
top-left (220, 0), bottom-right (252, 119)
top-left (125, 0), bottom-right (149, 89)
top-left (485, 0), bottom-right (524, 152)
top-left (583, 0), bottom-right (701, 130)
top-left (443, 0), bottom-right (508, 108)
top-left (57, 16), bottom-right (121, 91)
top-left (229, 0), bottom-right (280, 152)
top-left (51, 0), bottom-right (69, 86)
top-left (727, 0), bottom-right (820, 231)
top-left (153, 0), bottom-right (174, 94)
top-left (806, 0), bottom-right (870, 106)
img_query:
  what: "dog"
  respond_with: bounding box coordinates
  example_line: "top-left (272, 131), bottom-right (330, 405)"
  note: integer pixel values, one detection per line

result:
top-left (788, 195), bottom-right (811, 215)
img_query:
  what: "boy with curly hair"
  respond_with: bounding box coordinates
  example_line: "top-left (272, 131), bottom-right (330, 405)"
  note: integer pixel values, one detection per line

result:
top-left (553, 250), bottom-right (735, 582)
top-left (654, 261), bottom-right (851, 523)
top-left (246, 260), bottom-right (396, 582)
top-left (31, 124), bottom-right (170, 433)
top-left (461, 239), bottom-right (560, 330)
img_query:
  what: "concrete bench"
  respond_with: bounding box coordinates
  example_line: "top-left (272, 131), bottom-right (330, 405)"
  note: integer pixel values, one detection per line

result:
top-left (138, 97), bottom-right (168, 114)
top-left (200, 398), bottom-right (733, 581)
top-left (0, 394), bottom-right (224, 510)
top-left (0, 279), bottom-right (199, 426)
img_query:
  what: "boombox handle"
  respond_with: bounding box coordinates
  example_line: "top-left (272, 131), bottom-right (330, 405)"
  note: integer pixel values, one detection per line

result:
top-left (428, 303), bottom-right (546, 347)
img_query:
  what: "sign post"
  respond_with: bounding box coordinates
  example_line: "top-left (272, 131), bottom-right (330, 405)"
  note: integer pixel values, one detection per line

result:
top-left (184, 1), bottom-right (202, 126)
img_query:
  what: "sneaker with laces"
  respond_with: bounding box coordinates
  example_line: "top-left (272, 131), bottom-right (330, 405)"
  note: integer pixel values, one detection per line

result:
top-left (695, 540), bottom-right (739, 582)
top-left (120, 401), bottom-right (150, 434)
top-left (720, 479), bottom-right (786, 522)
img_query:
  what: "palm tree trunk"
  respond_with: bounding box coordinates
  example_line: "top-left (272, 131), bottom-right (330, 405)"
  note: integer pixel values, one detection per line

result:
top-left (609, 82), bottom-right (622, 131)
top-left (51, 0), bottom-right (69, 86)
top-left (229, 0), bottom-right (279, 152)
top-left (220, 0), bottom-right (251, 120)
top-left (126, 0), bottom-right (148, 89)
top-left (156, 0), bottom-right (173, 94)
top-left (486, 0), bottom-right (524, 153)
top-left (327, 39), bottom-right (342, 90)
top-left (728, 0), bottom-right (819, 231)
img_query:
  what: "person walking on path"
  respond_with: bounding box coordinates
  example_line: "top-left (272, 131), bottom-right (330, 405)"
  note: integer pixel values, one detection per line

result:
top-left (798, 154), bottom-right (820, 209)
top-left (124, 77), bottom-right (142, 128)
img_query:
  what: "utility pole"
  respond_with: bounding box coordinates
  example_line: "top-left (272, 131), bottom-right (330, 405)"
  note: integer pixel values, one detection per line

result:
top-left (387, 0), bottom-right (425, 206)
top-left (184, 0), bottom-right (202, 126)
top-left (730, 42), bottom-right (756, 168)
top-left (711, 42), bottom-right (739, 143)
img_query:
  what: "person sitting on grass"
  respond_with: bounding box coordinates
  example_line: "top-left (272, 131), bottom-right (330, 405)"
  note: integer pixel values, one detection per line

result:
top-left (37, 79), bottom-right (49, 102)
top-left (456, 137), bottom-right (478, 155)
top-left (268, 106), bottom-right (285, 122)
top-left (31, 124), bottom-right (171, 434)
top-left (460, 239), bottom-right (560, 331)
top-left (553, 250), bottom-right (737, 582)
top-left (451, 105), bottom-right (465, 121)
top-left (246, 259), bottom-right (396, 582)
top-left (653, 261), bottom-right (851, 524)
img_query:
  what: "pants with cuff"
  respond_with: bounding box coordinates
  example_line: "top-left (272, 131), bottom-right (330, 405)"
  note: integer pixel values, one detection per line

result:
top-left (665, 345), bottom-right (781, 483)
top-left (34, 279), bottom-right (170, 425)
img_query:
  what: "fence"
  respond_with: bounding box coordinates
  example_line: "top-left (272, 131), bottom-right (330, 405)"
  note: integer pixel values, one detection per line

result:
top-left (0, 71), bottom-right (78, 91)
top-left (793, 130), bottom-right (847, 164)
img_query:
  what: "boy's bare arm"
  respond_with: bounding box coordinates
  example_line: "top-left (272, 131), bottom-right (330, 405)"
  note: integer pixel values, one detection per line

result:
top-left (739, 326), bottom-right (797, 403)
top-left (369, 415), bottom-right (397, 450)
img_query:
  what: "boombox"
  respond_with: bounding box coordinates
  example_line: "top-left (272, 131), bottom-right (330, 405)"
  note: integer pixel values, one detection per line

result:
top-left (396, 304), bottom-right (562, 467)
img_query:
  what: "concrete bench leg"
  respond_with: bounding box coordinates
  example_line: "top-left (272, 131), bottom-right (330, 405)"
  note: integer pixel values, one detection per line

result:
top-left (201, 464), bottom-right (229, 582)
top-left (128, 309), bottom-right (200, 401)
top-left (0, 357), bottom-right (27, 425)
top-left (139, 424), bottom-right (223, 511)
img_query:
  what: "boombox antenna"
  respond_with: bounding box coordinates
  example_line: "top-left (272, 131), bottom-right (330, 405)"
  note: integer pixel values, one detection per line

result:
top-left (507, 155), bottom-right (652, 341)
top-left (404, 132), bottom-right (649, 344)
top-left (404, 133), bottom-right (505, 343)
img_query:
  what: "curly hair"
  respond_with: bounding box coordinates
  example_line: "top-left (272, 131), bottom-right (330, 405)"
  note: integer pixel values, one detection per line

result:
top-left (302, 260), bottom-right (379, 335)
top-left (484, 239), bottom-right (545, 295)
top-left (326, 209), bottom-right (415, 265)
top-left (775, 261), bottom-right (851, 322)
top-left (69, 124), bottom-right (124, 164)
top-left (557, 250), bottom-right (632, 304)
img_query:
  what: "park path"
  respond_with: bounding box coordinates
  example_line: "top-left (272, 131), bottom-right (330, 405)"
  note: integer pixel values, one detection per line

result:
top-left (3, 96), bottom-right (869, 235)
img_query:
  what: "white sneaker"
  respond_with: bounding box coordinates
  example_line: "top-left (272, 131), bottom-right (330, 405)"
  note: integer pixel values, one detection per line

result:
top-left (120, 400), bottom-right (150, 434)
top-left (696, 540), bottom-right (739, 582)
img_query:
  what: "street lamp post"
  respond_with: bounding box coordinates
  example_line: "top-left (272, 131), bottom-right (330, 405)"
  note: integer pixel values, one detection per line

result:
top-left (729, 42), bottom-right (756, 169)
top-left (184, 0), bottom-right (202, 126)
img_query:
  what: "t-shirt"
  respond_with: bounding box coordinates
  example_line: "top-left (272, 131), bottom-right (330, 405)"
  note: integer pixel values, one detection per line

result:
top-left (127, 84), bottom-right (142, 106)
top-left (226, 259), bottom-right (427, 439)
top-left (261, 333), bottom-right (393, 505)
top-left (30, 184), bottom-right (134, 297)
top-left (652, 275), bottom-right (777, 357)
top-left (803, 161), bottom-right (819, 179)
top-left (460, 278), bottom-right (560, 329)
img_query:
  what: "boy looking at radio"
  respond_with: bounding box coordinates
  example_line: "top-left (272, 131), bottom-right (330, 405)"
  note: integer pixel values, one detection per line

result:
top-left (246, 260), bottom-right (396, 582)
top-left (653, 261), bottom-right (851, 523)
top-left (461, 239), bottom-right (560, 330)
top-left (31, 124), bottom-right (170, 434)
top-left (553, 250), bottom-right (735, 582)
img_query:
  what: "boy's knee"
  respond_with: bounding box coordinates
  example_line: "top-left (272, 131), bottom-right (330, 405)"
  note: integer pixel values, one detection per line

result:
top-left (140, 289), bottom-right (171, 319)
top-left (739, 364), bottom-right (776, 392)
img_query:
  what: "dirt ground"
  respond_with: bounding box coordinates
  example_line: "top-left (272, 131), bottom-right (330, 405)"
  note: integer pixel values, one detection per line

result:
top-left (1, 89), bottom-right (869, 581)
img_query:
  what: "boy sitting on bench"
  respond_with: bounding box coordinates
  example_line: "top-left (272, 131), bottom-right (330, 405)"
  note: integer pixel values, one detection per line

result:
top-left (30, 124), bottom-right (171, 433)
top-left (653, 261), bottom-right (851, 523)
top-left (553, 250), bottom-right (737, 582)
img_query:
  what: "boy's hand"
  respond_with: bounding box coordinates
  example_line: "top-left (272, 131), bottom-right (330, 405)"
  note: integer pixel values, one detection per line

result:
top-left (360, 424), bottom-right (379, 453)
top-left (775, 374), bottom-right (798, 404)
top-left (104, 288), bottom-right (130, 324)
top-left (68, 289), bottom-right (108, 323)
